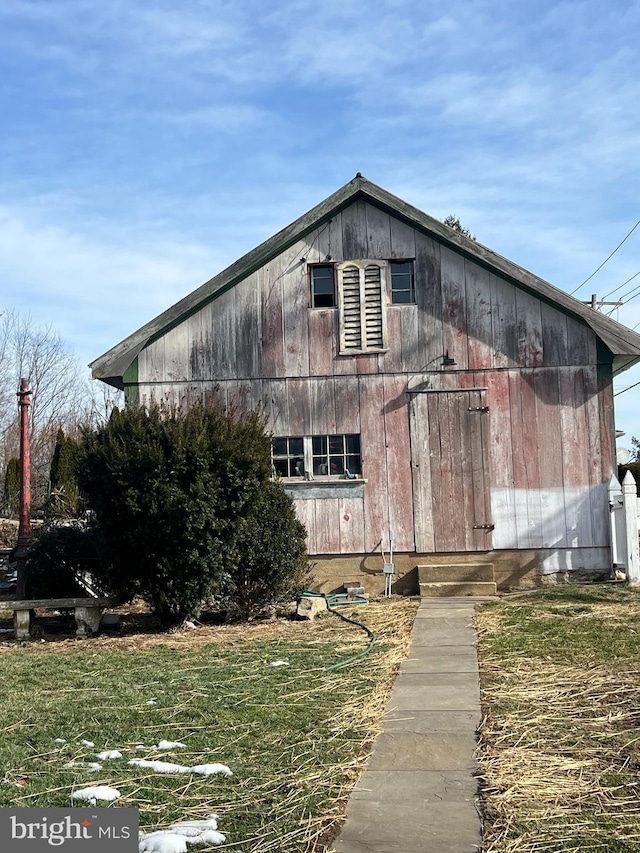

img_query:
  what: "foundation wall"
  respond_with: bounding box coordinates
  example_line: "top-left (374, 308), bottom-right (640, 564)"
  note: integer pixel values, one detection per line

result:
top-left (307, 547), bottom-right (612, 596)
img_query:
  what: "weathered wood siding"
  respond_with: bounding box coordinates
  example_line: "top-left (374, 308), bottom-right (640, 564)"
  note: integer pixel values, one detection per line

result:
top-left (133, 200), bottom-right (615, 557)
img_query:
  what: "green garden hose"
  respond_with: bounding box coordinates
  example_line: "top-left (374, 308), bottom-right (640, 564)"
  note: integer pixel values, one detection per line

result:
top-left (300, 591), bottom-right (377, 671)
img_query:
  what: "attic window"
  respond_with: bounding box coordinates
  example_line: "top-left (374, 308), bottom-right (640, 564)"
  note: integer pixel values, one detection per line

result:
top-left (390, 260), bottom-right (415, 304)
top-left (337, 261), bottom-right (387, 353)
top-left (310, 265), bottom-right (336, 308)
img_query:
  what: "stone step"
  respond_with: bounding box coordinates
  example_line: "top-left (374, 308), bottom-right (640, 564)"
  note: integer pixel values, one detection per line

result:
top-left (419, 581), bottom-right (498, 598)
top-left (417, 563), bottom-right (495, 583)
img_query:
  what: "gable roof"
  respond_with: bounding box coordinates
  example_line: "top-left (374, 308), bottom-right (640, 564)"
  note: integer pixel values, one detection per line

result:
top-left (91, 174), bottom-right (640, 387)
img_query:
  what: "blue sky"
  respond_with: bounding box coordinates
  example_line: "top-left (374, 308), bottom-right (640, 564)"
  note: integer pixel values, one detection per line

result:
top-left (2, 0), bottom-right (640, 446)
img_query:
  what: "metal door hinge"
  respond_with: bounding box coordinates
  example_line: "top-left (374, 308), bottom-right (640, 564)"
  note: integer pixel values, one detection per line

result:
top-left (473, 523), bottom-right (495, 530)
top-left (468, 406), bottom-right (489, 413)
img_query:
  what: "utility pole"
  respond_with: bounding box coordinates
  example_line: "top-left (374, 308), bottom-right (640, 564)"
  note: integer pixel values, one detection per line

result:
top-left (15, 378), bottom-right (32, 600)
top-left (585, 294), bottom-right (624, 311)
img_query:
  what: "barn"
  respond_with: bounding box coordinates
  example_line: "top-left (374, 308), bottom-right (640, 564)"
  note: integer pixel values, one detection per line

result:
top-left (90, 175), bottom-right (640, 594)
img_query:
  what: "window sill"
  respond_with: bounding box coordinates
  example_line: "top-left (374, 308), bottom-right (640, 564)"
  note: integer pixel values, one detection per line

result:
top-left (337, 349), bottom-right (388, 356)
top-left (281, 477), bottom-right (367, 500)
top-left (281, 477), bottom-right (367, 486)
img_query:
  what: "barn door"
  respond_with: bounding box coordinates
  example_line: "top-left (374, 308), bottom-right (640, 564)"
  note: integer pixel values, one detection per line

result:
top-left (409, 389), bottom-right (493, 552)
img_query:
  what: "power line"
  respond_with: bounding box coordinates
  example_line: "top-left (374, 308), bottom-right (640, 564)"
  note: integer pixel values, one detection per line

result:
top-left (601, 270), bottom-right (640, 300)
top-left (604, 281), bottom-right (640, 316)
top-left (571, 219), bottom-right (640, 295)
top-left (614, 379), bottom-right (640, 397)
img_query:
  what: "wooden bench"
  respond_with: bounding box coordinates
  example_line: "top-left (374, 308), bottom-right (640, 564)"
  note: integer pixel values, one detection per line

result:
top-left (0, 598), bottom-right (117, 641)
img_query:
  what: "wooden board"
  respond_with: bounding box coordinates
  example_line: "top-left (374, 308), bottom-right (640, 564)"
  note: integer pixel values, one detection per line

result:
top-left (515, 289), bottom-right (543, 367)
top-left (315, 498), bottom-right (341, 554)
top-left (309, 377), bottom-right (336, 435)
top-left (414, 232), bottom-right (442, 373)
top-left (489, 273), bottom-right (518, 368)
top-left (316, 212), bottom-right (344, 263)
top-left (338, 494), bottom-right (366, 553)
top-left (163, 323), bottom-right (190, 383)
top-left (389, 216), bottom-right (416, 259)
top-left (440, 246), bottom-right (468, 370)
top-left (383, 375), bottom-right (415, 552)
top-left (341, 200), bottom-right (369, 258)
top-left (365, 204), bottom-right (392, 258)
top-left (287, 378), bottom-right (312, 435)
top-left (334, 375), bottom-right (361, 434)
top-left (359, 376), bottom-right (389, 552)
top-left (540, 302), bottom-right (568, 366)
top-left (533, 368), bottom-right (566, 548)
top-left (409, 392), bottom-right (435, 552)
top-left (139, 338), bottom-right (164, 383)
top-left (263, 379), bottom-right (289, 435)
top-left (294, 498), bottom-right (316, 554)
top-left (234, 273), bottom-right (261, 378)
top-left (465, 260), bottom-right (492, 370)
top-left (308, 309), bottom-right (336, 376)
top-left (379, 307), bottom-right (403, 373)
top-left (260, 260), bottom-right (285, 378)
top-left (281, 240), bottom-right (310, 377)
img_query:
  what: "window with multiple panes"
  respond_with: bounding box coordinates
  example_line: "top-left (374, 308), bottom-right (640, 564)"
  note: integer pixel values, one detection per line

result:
top-left (390, 260), bottom-right (415, 303)
top-left (310, 265), bottom-right (336, 307)
top-left (272, 436), bottom-right (305, 478)
top-left (311, 434), bottom-right (361, 477)
top-left (272, 434), bottom-right (362, 479)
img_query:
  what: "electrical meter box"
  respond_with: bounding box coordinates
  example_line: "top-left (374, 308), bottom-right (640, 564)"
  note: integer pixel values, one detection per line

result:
top-left (383, 562), bottom-right (394, 575)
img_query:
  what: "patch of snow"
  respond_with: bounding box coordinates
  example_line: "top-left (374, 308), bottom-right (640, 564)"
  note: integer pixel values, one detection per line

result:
top-left (96, 750), bottom-right (123, 760)
top-left (135, 745), bottom-right (148, 750)
top-left (146, 699), bottom-right (158, 705)
top-left (62, 762), bottom-right (78, 769)
top-left (128, 759), bottom-right (190, 774)
top-left (71, 785), bottom-right (120, 804)
top-left (54, 738), bottom-right (66, 744)
top-left (81, 739), bottom-right (95, 747)
top-left (156, 740), bottom-right (186, 750)
top-left (270, 660), bottom-right (290, 667)
top-left (169, 816), bottom-right (218, 834)
top-left (139, 833), bottom-right (188, 853)
top-left (87, 763), bottom-right (102, 773)
top-left (188, 830), bottom-right (226, 845)
top-left (139, 816), bottom-right (225, 852)
top-left (129, 759), bottom-right (232, 777)
top-left (191, 764), bottom-right (232, 777)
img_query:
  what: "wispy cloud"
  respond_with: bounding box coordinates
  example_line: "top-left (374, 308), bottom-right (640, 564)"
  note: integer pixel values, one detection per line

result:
top-left (1, 0), bottom-right (640, 431)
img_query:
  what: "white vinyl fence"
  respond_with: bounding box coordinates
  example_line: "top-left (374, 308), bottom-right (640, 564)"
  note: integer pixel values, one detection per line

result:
top-left (609, 472), bottom-right (640, 586)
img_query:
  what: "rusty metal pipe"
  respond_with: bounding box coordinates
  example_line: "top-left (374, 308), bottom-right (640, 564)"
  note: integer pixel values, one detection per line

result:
top-left (15, 378), bottom-right (32, 600)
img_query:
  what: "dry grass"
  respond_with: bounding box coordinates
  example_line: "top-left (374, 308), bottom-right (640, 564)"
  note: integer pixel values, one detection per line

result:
top-left (0, 597), bottom-right (418, 852)
top-left (476, 587), bottom-right (640, 853)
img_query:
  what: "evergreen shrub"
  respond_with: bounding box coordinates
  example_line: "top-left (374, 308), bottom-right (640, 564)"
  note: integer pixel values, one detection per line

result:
top-left (224, 479), bottom-right (310, 620)
top-left (77, 402), bottom-right (303, 626)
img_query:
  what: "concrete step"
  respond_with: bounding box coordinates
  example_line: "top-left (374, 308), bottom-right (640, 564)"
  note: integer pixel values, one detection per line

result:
top-left (419, 581), bottom-right (498, 598)
top-left (417, 563), bottom-right (494, 583)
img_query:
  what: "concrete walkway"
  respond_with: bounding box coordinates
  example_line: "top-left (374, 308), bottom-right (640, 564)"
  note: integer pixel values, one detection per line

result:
top-left (332, 599), bottom-right (484, 853)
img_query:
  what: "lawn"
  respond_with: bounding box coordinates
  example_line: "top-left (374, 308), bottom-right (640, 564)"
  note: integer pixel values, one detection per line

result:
top-left (0, 598), bottom-right (418, 852)
top-left (475, 585), bottom-right (640, 853)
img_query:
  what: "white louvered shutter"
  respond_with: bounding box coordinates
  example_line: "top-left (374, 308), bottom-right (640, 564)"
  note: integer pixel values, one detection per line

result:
top-left (337, 261), bottom-right (387, 353)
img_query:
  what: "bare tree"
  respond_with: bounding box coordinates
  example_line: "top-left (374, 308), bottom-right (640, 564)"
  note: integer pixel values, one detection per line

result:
top-left (0, 310), bottom-right (122, 513)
